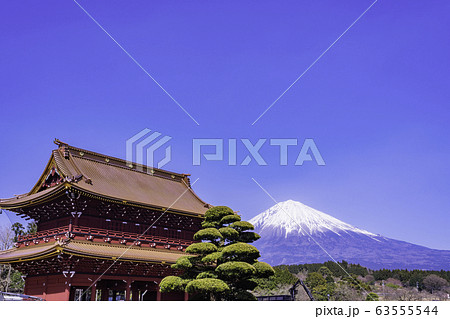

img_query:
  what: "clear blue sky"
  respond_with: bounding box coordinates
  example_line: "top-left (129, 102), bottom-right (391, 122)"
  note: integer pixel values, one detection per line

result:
top-left (1, 1), bottom-right (449, 250)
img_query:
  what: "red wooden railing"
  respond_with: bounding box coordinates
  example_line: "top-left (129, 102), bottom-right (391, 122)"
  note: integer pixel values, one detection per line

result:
top-left (71, 225), bottom-right (194, 246)
top-left (17, 226), bottom-right (70, 242)
top-left (17, 225), bottom-right (194, 247)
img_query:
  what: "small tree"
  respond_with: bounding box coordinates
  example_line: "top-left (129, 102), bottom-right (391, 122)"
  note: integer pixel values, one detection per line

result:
top-left (423, 274), bottom-right (447, 294)
top-left (1, 222), bottom-right (37, 293)
top-left (305, 272), bottom-right (336, 300)
top-left (305, 272), bottom-right (326, 289)
top-left (253, 265), bottom-right (297, 294)
top-left (11, 222), bottom-right (25, 242)
top-left (366, 292), bottom-right (379, 301)
top-left (319, 266), bottom-right (334, 283)
top-left (0, 226), bottom-right (14, 251)
top-left (160, 206), bottom-right (274, 300)
top-left (0, 226), bottom-right (14, 292)
top-left (362, 274), bottom-right (375, 285)
top-left (26, 221), bottom-right (37, 235)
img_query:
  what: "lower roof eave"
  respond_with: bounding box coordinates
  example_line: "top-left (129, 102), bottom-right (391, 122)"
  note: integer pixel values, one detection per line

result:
top-left (0, 240), bottom-right (188, 265)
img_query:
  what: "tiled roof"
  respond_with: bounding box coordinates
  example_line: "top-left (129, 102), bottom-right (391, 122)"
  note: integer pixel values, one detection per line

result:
top-left (0, 140), bottom-right (209, 215)
top-left (64, 240), bottom-right (188, 263)
top-left (0, 240), bottom-right (188, 264)
top-left (0, 242), bottom-right (59, 263)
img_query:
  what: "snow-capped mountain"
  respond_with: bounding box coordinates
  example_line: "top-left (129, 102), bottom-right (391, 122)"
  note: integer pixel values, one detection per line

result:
top-left (250, 200), bottom-right (378, 239)
top-left (250, 200), bottom-right (450, 270)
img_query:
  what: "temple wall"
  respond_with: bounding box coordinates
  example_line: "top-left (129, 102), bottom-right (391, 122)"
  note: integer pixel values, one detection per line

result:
top-left (25, 274), bottom-right (68, 301)
top-left (24, 273), bottom-right (184, 301)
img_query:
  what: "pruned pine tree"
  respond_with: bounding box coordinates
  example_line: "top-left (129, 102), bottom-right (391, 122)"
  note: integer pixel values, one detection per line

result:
top-left (160, 206), bottom-right (274, 301)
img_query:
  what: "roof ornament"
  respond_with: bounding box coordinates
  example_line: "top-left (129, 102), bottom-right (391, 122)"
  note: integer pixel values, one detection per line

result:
top-left (54, 139), bottom-right (70, 158)
top-left (63, 147), bottom-right (70, 159)
top-left (53, 138), bottom-right (68, 147)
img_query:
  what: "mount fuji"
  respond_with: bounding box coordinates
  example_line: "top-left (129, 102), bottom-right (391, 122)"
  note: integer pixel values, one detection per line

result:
top-left (249, 200), bottom-right (450, 270)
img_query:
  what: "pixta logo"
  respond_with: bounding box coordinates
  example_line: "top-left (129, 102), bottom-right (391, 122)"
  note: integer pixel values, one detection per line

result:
top-left (193, 138), bottom-right (325, 166)
top-left (126, 130), bottom-right (325, 169)
top-left (126, 129), bottom-right (172, 171)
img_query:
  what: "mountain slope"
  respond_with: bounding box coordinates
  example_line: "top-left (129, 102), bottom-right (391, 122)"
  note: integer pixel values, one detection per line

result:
top-left (250, 200), bottom-right (450, 270)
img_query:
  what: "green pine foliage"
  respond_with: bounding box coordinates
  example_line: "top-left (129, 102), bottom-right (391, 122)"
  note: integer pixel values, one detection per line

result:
top-left (216, 261), bottom-right (256, 279)
top-left (305, 271), bottom-right (338, 300)
top-left (221, 242), bottom-right (260, 262)
top-left (218, 227), bottom-right (239, 241)
top-left (305, 272), bottom-right (327, 288)
top-left (193, 228), bottom-right (223, 241)
top-left (220, 214), bottom-right (241, 225)
top-left (185, 278), bottom-right (230, 300)
top-left (160, 276), bottom-right (187, 291)
top-left (185, 242), bottom-right (217, 255)
top-left (201, 252), bottom-right (223, 264)
top-left (160, 206), bottom-right (274, 301)
top-left (230, 221), bottom-right (255, 232)
top-left (252, 265), bottom-right (298, 292)
top-left (253, 262), bottom-right (276, 278)
top-left (312, 282), bottom-right (336, 301)
top-left (239, 232), bottom-right (261, 243)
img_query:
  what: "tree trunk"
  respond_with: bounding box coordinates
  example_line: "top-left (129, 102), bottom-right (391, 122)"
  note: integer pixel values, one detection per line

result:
top-left (5, 264), bottom-right (11, 292)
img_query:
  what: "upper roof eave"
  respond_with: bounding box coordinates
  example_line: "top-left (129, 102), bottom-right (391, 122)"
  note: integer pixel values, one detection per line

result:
top-left (0, 183), bottom-right (67, 210)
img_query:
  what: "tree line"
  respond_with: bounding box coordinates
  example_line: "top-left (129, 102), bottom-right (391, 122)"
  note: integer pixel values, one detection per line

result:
top-left (253, 261), bottom-right (450, 300)
top-left (285, 261), bottom-right (450, 290)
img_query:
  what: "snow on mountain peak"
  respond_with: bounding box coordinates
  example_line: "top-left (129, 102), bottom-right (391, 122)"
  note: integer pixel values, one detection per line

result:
top-left (249, 200), bottom-right (377, 238)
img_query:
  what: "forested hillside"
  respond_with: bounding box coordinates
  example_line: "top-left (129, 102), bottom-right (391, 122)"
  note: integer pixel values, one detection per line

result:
top-left (253, 261), bottom-right (450, 301)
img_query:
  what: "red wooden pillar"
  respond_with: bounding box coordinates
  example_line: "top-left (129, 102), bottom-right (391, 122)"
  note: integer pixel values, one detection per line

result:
top-left (90, 284), bottom-right (97, 301)
top-left (156, 288), bottom-right (161, 301)
top-left (132, 288), bottom-right (139, 301)
top-left (64, 281), bottom-right (70, 301)
top-left (42, 284), bottom-right (47, 300)
top-left (43, 276), bottom-right (48, 300)
top-left (74, 212), bottom-right (81, 227)
top-left (69, 217), bottom-right (73, 233)
top-left (101, 288), bottom-right (108, 301)
top-left (23, 277), bottom-right (28, 295)
top-left (125, 280), bottom-right (131, 301)
top-left (184, 292), bottom-right (189, 301)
